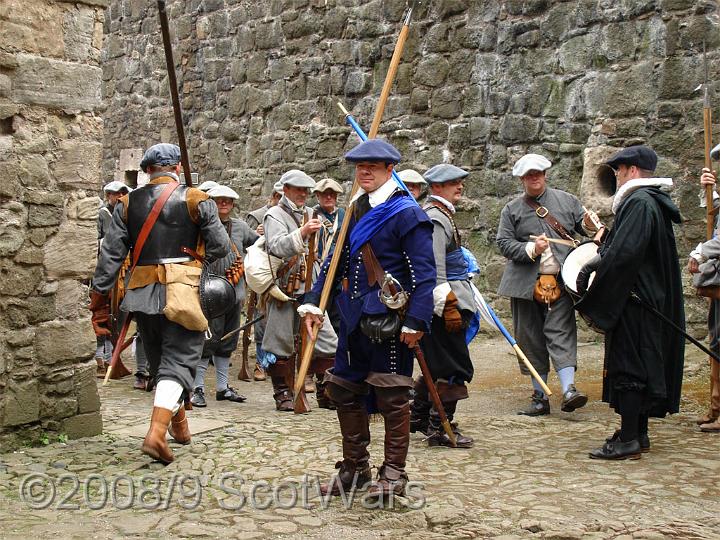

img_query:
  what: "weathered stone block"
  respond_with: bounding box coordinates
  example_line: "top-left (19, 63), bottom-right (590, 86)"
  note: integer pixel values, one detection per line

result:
top-left (11, 54), bottom-right (102, 111)
top-left (75, 364), bottom-right (100, 414)
top-left (53, 140), bottom-right (103, 190)
top-left (414, 55), bottom-right (450, 87)
top-left (499, 115), bottom-right (541, 143)
top-left (62, 411), bottom-right (102, 439)
top-left (27, 204), bottom-right (63, 227)
top-left (35, 319), bottom-right (95, 364)
top-left (43, 221), bottom-right (97, 279)
top-left (2, 380), bottom-right (39, 427)
top-left (0, 0), bottom-right (65, 57)
top-left (0, 260), bottom-right (43, 296)
top-left (0, 203), bottom-right (27, 256)
top-left (67, 196), bottom-right (101, 220)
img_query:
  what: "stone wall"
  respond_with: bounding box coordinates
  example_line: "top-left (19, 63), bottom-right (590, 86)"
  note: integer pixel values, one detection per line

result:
top-left (101, 0), bottom-right (720, 330)
top-left (0, 0), bottom-right (106, 449)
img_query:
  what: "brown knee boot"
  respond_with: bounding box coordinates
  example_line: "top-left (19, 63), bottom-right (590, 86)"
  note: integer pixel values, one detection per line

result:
top-left (168, 406), bottom-right (191, 445)
top-left (368, 386), bottom-right (411, 499)
top-left (697, 358), bottom-right (720, 424)
top-left (320, 380), bottom-right (371, 496)
top-left (141, 407), bottom-right (174, 464)
top-left (268, 358), bottom-right (293, 412)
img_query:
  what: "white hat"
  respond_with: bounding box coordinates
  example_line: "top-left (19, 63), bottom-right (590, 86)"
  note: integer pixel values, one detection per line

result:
top-left (273, 180), bottom-right (284, 194)
top-left (198, 181), bottom-right (220, 192)
top-left (103, 181), bottom-right (130, 193)
top-left (280, 169), bottom-right (316, 188)
top-left (313, 178), bottom-right (344, 194)
top-left (512, 154), bottom-right (552, 177)
top-left (208, 185), bottom-right (239, 200)
top-left (397, 169), bottom-right (427, 185)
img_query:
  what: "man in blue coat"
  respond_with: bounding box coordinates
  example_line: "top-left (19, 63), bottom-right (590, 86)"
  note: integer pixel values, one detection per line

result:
top-left (299, 139), bottom-right (436, 500)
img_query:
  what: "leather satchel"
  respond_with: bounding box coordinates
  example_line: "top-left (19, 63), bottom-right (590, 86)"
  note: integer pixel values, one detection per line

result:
top-left (533, 274), bottom-right (561, 306)
top-left (694, 258), bottom-right (720, 300)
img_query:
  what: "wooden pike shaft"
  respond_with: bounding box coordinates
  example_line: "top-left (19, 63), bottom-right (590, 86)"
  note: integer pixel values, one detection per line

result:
top-left (514, 344), bottom-right (553, 396)
top-left (293, 7), bottom-right (416, 402)
top-left (414, 346), bottom-right (457, 447)
top-left (704, 105), bottom-right (714, 240)
top-left (157, 0), bottom-right (193, 187)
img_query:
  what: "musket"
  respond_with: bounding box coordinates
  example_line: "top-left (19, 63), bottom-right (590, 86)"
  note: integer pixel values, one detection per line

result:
top-left (221, 313), bottom-right (265, 342)
top-left (294, 1), bottom-right (420, 403)
top-left (294, 211), bottom-right (317, 414)
top-left (157, 0), bottom-right (192, 187)
top-left (703, 42), bottom-right (715, 240)
top-left (238, 290), bottom-right (257, 381)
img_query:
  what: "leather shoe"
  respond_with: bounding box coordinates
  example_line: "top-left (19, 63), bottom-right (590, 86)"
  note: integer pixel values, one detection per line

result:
top-left (253, 365), bottom-right (266, 381)
top-left (216, 386), bottom-right (247, 403)
top-left (427, 426), bottom-right (474, 448)
top-left (589, 439), bottom-right (642, 460)
top-left (699, 419), bottom-right (720, 432)
top-left (518, 390), bottom-right (550, 416)
top-left (190, 387), bottom-right (207, 408)
top-left (696, 413), bottom-right (719, 426)
top-left (606, 429), bottom-right (650, 452)
top-left (561, 384), bottom-right (588, 412)
top-left (133, 375), bottom-right (147, 391)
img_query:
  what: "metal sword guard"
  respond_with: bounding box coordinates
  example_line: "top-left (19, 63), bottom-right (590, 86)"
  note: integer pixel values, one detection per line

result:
top-left (379, 272), bottom-right (409, 310)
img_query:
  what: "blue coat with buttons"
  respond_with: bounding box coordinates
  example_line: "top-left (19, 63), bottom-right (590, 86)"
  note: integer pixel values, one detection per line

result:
top-left (306, 201), bottom-right (436, 344)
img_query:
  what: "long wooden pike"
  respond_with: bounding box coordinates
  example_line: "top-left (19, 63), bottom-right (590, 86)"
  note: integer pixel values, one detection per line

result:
top-left (157, 0), bottom-right (193, 187)
top-left (293, 1), bottom-right (420, 403)
top-left (703, 41), bottom-right (715, 240)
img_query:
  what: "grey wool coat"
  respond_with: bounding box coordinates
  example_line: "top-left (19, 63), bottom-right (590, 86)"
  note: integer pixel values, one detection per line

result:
top-left (496, 187), bottom-right (586, 300)
top-left (261, 197), bottom-right (337, 358)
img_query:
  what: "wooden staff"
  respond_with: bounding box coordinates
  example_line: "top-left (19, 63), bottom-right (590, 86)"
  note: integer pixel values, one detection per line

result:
top-left (293, 2), bottom-right (419, 402)
top-left (414, 346), bottom-right (456, 447)
top-left (703, 42), bottom-right (715, 240)
top-left (157, 0), bottom-right (192, 187)
top-left (294, 210), bottom-right (317, 414)
top-left (529, 235), bottom-right (577, 248)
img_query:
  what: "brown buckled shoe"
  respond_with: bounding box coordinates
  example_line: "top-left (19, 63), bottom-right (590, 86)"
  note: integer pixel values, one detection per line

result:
top-left (366, 464), bottom-right (408, 500)
top-left (319, 459), bottom-right (372, 496)
top-left (273, 389), bottom-right (293, 412)
top-left (518, 391), bottom-right (550, 416)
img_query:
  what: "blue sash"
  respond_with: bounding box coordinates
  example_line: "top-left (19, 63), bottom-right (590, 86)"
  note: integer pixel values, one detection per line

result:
top-left (446, 248), bottom-right (470, 281)
top-left (349, 194), bottom-right (417, 255)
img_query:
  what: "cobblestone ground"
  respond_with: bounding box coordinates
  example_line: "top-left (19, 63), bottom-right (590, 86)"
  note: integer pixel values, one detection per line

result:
top-left (1, 334), bottom-right (719, 539)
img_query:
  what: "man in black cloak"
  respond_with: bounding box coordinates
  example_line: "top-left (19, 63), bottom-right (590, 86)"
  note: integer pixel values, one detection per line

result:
top-left (575, 145), bottom-right (685, 460)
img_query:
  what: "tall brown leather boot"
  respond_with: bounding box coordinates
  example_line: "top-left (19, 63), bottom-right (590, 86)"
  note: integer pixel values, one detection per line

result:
top-left (697, 358), bottom-right (720, 425)
top-left (268, 358), bottom-right (293, 411)
top-left (320, 381), bottom-right (371, 496)
top-left (168, 406), bottom-right (191, 444)
top-left (141, 407), bottom-right (174, 464)
top-left (367, 386), bottom-right (410, 499)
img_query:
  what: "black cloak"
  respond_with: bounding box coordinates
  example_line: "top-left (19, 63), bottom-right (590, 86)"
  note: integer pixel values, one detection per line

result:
top-left (575, 187), bottom-right (685, 417)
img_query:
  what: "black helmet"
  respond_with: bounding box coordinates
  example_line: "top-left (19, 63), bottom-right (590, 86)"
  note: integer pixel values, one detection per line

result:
top-left (199, 269), bottom-right (235, 320)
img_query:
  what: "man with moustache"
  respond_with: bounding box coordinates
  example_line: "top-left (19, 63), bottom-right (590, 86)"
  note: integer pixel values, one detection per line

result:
top-left (496, 154), bottom-right (601, 416)
top-left (410, 164), bottom-right (475, 448)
